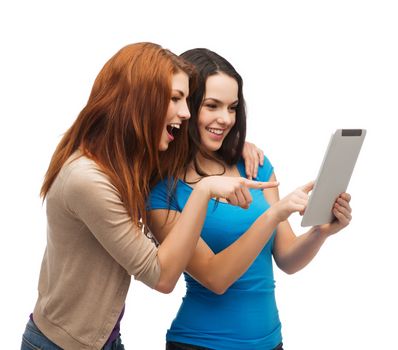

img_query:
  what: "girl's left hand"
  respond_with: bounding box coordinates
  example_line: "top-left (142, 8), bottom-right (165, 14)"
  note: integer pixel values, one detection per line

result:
top-left (318, 193), bottom-right (352, 237)
top-left (242, 142), bottom-right (264, 180)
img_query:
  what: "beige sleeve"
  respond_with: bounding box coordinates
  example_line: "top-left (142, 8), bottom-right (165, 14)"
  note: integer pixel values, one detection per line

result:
top-left (63, 163), bottom-right (161, 288)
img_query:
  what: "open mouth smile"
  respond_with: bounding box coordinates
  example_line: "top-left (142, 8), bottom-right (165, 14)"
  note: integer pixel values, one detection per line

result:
top-left (206, 127), bottom-right (224, 136)
top-left (166, 123), bottom-right (181, 140)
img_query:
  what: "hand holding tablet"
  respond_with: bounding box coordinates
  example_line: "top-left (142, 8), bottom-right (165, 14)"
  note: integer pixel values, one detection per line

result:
top-left (301, 129), bottom-right (366, 227)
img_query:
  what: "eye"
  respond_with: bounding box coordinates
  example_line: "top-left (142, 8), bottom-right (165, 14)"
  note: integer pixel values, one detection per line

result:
top-left (171, 96), bottom-right (180, 102)
top-left (229, 105), bottom-right (238, 112)
top-left (205, 103), bottom-right (217, 109)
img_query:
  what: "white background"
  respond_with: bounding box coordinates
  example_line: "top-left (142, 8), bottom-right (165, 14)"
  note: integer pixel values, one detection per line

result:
top-left (1, 0), bottom-right (397, 349)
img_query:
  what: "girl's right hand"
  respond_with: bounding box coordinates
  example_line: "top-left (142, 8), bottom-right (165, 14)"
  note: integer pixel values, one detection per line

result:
top-left (198, 176), bottom-right (279, 209)
top-left (270, 181), bottom-right (314, 222)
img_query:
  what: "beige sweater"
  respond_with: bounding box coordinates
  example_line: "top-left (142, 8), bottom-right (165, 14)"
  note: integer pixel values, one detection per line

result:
top-left (33, 154), bottom-right (161, 349)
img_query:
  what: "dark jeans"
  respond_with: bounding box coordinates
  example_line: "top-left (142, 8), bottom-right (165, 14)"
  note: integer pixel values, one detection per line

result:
top-left (167, 341), bottom-right (284, 350)
top-left (21, 319), bottom-right (125, 350)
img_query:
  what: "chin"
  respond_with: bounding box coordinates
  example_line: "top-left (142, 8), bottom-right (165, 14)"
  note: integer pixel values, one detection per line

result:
top-left (204, 142), bottom-right (222, 152)
top-left (158, 142), bottom-right (169, 151)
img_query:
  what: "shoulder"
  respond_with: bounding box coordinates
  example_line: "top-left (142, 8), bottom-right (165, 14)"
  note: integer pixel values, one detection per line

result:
top-left (61, 156), bottom-right (120, 206)
top-left (64, 156), bottom-right (111, 187)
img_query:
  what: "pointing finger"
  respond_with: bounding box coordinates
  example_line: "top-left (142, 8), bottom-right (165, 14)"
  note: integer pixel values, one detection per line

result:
top-left (245, 180), bottom-right (279, 189)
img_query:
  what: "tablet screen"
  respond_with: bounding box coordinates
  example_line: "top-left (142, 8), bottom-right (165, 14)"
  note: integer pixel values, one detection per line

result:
top-left (301, 129), bottom-right (366, 227)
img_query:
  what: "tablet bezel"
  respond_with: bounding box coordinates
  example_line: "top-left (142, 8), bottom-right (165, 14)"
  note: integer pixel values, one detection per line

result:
top-left (301, 129), bottom-right (366, 227)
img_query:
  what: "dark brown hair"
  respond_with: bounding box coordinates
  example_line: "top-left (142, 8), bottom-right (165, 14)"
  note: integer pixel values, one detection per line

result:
top-left (180, 48), bottom-right (246, 178)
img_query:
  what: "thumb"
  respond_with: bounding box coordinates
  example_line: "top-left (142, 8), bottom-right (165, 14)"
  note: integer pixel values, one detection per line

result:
top-left (301, 181), bottom-right (315, 194)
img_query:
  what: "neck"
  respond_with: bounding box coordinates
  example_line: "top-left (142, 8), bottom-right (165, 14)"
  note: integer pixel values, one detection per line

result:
top-left (184, 151), bottom-right (226, 183)
top-left (197, 151), bottom-right (226, 173)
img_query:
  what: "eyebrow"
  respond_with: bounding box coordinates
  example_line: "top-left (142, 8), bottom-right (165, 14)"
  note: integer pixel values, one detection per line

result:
top-left (203, 97), bottom-right (239, 105)
top-left (172, 89), bottom-right (186, 97)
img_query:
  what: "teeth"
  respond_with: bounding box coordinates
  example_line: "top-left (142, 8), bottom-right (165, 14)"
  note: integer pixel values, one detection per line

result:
top-left (206, 127), bottom-right (223, 135)
top-left (169, 123), bottom-right (180, 129)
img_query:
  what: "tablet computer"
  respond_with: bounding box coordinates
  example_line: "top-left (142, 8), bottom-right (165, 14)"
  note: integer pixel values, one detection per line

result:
top-left (301, 129), bottom-right (366, 227)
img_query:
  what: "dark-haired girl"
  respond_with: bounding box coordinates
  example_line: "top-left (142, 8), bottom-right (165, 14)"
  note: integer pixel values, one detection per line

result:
top-left (148, 48), bottom-right (352, 350)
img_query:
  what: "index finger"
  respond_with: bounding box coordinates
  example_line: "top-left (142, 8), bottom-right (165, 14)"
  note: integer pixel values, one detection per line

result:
top-left (244, 179), bottom-right (279, 189)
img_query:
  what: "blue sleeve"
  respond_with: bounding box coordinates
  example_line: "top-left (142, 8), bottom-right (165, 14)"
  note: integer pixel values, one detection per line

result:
top-left (147, 179), bottom-right (179, 211)
top-left (257, 155), bottom-right (277, 251)
top-left (256, 155), bottom-right (274, 182)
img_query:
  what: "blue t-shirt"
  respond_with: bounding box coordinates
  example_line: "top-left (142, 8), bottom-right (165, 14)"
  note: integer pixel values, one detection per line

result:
top-left (148, 157), bottom-right (282, 350)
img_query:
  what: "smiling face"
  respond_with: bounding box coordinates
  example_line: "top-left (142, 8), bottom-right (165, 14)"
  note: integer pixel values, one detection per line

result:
top-left (197, 73), bottom-right (239, 153)
top-left (159, 71), bottom-right (191, 151)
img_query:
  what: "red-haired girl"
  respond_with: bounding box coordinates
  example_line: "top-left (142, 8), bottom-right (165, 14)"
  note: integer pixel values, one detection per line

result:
top-left (21, 43), bottom-right (276, 350)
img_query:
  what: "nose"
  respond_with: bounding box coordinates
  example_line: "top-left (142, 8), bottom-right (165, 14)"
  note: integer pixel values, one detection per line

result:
top-left (178, 100), bottom-right (191, 120)
top-left (217, 109), bottom-right (233, 126)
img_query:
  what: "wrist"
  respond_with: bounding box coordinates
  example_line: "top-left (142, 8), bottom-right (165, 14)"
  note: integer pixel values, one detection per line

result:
top-left (266, 205), bottom-right (283, 226)
top-left (195, 177), bottom-right (212, 200)
top-left (311, 225), bottom-right (330, 241)
top-left (267, 204), bottom-right (284, 224)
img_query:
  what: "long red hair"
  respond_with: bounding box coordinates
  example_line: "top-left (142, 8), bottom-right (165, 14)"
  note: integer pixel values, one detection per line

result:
top-left (40, 42), bottom-right (195, 226)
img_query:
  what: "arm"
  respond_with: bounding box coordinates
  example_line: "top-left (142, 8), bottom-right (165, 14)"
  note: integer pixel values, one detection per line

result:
top-left (154, 182), bottom-right (210, 293)
top-left (148, 176), bottom-right (308, 295)
top-left (264, 173), bottom-right (353, 274)
top-left (66, 162), bottom-right (271, 294)
top-left (153, 176), bottom-right (277, 293)
top-left (149, 207), bottom-right (280, 295)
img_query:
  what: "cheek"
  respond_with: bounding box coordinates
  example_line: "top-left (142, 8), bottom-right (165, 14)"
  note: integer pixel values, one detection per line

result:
top-left (225, 116), bottom-right (236, 136)
top-left (165, 102), bottom-right (176, 121)
top-left (197, 125), bottom-right (206, 139)
top-left (196, 117), bottom-right (206, 133)
top-left (231, 114), bottom-right (237, 127)
top-left (197, 109), bottom-right (210, 126)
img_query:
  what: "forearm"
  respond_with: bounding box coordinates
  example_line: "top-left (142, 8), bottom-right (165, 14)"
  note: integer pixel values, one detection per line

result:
top-left (155, 184), bottom-right (210, 293)
top-left (277, 226), bottom-right (329, 274)
top-left (201, 209), bottom-right (280, 294)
